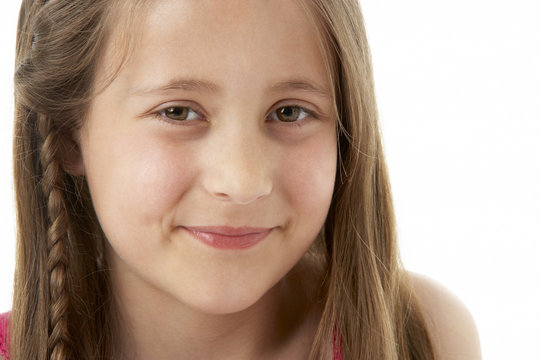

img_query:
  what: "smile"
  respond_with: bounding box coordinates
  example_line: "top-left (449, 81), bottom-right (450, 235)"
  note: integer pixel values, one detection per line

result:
top-left (181, 226), bottom-right (274, 250)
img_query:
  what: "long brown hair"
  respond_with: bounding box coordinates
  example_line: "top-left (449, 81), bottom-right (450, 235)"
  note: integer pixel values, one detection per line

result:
top-left (11, 0), bottom-right (434, 359)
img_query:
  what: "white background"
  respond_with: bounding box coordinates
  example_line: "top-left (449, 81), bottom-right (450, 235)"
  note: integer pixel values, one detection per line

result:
top-left (1, 1), bottom-right (539, 359)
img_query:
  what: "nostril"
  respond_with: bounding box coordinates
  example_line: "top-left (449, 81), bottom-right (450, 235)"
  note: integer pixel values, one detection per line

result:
top-left (208, 184), bottom-right (272, 205)
top-left (214, 192), bottom-right (230, 200)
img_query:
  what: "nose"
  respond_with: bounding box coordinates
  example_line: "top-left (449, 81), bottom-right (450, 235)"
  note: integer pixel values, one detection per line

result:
top-left (202, 126), bottom-right (273, 205)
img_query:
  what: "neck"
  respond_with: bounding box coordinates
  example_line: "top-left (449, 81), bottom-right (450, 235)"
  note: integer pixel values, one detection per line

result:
top-left (110, 256), bottom-right (324, 360)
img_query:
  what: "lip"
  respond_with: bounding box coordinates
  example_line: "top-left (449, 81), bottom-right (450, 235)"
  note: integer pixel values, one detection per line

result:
top-left (181, 226), bottom-right (274, 250)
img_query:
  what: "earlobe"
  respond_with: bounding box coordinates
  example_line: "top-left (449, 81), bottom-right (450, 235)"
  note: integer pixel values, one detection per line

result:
top-left (61, 136), bottom-right (85, 177)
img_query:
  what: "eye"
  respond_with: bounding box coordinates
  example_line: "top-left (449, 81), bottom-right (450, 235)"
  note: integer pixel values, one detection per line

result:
top-left (269, 106), bottom-right (312, 123)
top-left (159, 106), bottom-right (201, 121)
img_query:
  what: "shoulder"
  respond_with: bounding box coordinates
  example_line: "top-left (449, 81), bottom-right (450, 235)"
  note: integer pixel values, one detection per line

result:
top-left (408, 272), bottom-right (482, 360)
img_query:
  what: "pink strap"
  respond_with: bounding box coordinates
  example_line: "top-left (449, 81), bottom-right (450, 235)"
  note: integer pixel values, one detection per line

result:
top-left (332, 327), bottom-right (343, 360)
top-left (0, 312), bottom-right (9, 360)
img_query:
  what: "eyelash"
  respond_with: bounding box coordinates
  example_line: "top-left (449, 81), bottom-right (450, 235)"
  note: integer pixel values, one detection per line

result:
top-left (152, 103), bottom-right (317, 128)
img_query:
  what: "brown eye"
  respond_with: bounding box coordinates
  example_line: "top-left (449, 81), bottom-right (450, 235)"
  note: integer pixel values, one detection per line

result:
top-left (165, 107), bottom-right (188, 120)
top-left (162, 106), bottom-right (197, 121)
top-left (276, 106), bottom-right (302, 122)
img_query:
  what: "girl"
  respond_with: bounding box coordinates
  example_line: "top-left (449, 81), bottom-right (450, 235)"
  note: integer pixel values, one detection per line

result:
top-left (1, 0), bottom-right (481, 359)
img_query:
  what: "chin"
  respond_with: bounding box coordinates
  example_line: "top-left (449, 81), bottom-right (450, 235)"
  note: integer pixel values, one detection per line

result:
top-left (197, 300), bottom-right (256, 316)
top-left (178, 282), bottom-right (278, 316)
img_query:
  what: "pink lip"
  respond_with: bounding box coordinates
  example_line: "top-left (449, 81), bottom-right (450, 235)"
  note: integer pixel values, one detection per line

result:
top-left (182, 226), bottom-right (273, 250)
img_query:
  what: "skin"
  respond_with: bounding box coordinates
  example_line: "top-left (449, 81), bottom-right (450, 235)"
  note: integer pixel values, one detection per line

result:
top-left (69, 0), bottom-right (483, 359)
top-left (412, 273), bottom-right (483, 359)
top-left (75, 0), bottom-right (336, 359)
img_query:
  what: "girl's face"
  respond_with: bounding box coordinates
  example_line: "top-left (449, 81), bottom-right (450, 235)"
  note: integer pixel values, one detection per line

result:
top-left (78, 0), bottom-right (336, 315)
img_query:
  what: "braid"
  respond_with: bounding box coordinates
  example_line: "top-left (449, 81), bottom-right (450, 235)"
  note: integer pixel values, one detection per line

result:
top-left (38, 114), bottom-right (72, 360)
top-left (13, 0), bottom-right (126, 358)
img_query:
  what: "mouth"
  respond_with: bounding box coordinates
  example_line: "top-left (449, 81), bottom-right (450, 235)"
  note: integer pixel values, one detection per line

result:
top-left (181, 226), bottom-right (274, 250)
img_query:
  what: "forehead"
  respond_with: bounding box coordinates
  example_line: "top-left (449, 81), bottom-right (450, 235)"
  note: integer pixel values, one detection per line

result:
top-left (99, 0), bottom-right (331, 97)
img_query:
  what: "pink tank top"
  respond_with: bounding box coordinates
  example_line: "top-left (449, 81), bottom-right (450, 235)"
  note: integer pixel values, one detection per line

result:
top-left (0, 311), bottom-right (343, 360)
top-left (0, 312), bottom-right (9, 360)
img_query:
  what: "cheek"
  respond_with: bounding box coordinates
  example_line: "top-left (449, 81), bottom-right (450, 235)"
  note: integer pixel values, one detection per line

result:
top-left (83, 130), bottom-right (197, 239)
top-left (123, 142), bottom-right (194, 214)
top-left (278, 131), bottom-right (337, 222)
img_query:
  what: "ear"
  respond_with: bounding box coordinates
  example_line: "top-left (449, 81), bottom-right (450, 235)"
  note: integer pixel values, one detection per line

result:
top-left (60, 133), bottom-right (85, 177)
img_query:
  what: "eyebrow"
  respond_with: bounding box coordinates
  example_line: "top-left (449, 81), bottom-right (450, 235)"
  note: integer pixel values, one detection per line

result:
top-left (269, 80), bottom-right (331, 98)
top-left (129, 77), bottom-right (331, 99)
